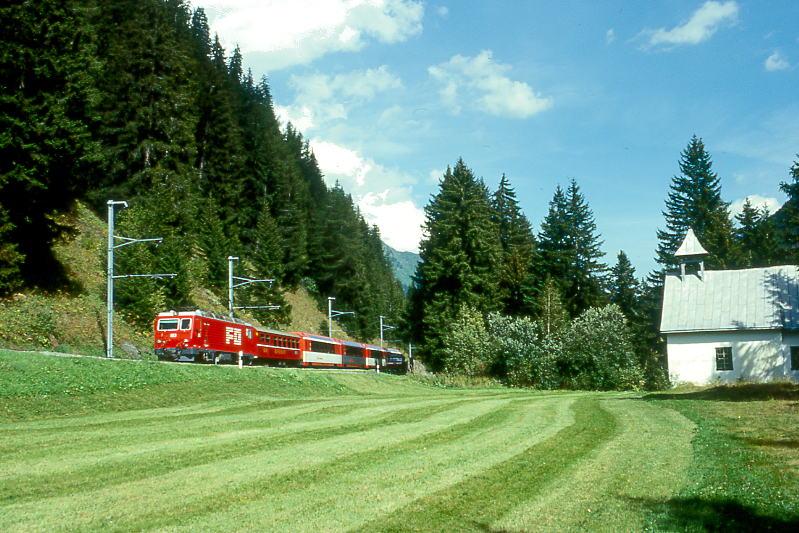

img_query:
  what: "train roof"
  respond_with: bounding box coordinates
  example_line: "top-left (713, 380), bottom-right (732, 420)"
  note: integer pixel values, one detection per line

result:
top-left (365, 344), bottom-right (387, 352)
top-left (298, 333), bottom-right (340, 344)
top-left (258, 328), bottom-right (300, 338)
top-left (341, 339), bottom-right (365, 348)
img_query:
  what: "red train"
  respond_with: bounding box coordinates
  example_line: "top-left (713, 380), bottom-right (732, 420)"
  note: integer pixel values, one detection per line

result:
top-left (153, 309), bottom-right (406, 372)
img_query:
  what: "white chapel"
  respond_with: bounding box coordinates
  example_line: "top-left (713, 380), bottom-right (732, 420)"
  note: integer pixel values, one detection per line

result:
top-left (660, 228), bottom-right (799, 384)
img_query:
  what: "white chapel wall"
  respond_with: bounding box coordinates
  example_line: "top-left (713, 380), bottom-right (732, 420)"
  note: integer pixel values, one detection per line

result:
top-left (667, 330), bottom-right (790, 385)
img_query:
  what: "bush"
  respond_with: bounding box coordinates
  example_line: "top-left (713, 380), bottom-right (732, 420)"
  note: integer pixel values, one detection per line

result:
top-left (487, 313), bottom-right (559, 388)
top-left (559, 304), bottom-right (645, 391)
top-left (440, 305), bottom-right (491, 377)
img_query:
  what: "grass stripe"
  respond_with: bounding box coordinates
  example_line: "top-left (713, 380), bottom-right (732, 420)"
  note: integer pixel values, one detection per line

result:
top-left (357, 396), bottom-right (617, 532)
top-left (113, 397), bottom-right (532, 532)
top-left (0, 397), bottom-right (513, 530)
top-left (493, 397), bottom-right (695, 531)
top-left (172, 396), bottom-right (578, 532)
top-left (0, 397), bottom-right (472, 504)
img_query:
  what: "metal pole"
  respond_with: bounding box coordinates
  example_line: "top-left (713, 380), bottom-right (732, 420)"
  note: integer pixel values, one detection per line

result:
top-left (228, 256), bottom-right (237, 318)
top-left (106, 201), bottom-right (115, 359)
top-left (409, 343), bottom-right (413, 373)
top-left (380, 315), bottom-right (384, 348)
top-left (328, 297), bottom-right (334, 337)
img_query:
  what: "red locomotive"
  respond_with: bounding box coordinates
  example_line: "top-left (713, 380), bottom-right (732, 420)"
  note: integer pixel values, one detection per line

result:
top-left (153, 309), bottom-right (406, 372)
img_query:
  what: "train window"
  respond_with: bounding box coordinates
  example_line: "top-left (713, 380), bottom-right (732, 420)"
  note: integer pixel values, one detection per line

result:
top-left (345, 345), bottom-right (363, 357)
top-left (246, 329), bottom-right (252, 339)
top-left (311, 341), bottom-right (335, 354)
top-left (157, 319), bottom-right (179, 331)
top-left (180, 318), bottom-right (192, 330)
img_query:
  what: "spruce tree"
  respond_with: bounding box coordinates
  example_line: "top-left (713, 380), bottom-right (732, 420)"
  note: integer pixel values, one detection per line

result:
top-left (242, 206), bottom-right (290, 326)
top-left (653, 136), bottom-right (735, 276)
top-left (735, 199), bottom-right (778, 268)
top-left (411, 159), bottom-right (502, 370)
top-left (0, 0), bottom-right (100, 291)
top-left (491, 174), bottom-right (538, 316)
top-left (538, 185), bottom-right (572, 284)
top-left (0, 206), bottom-right (23, 294)
top-left (90, 0), bottom-right (198, 199)
top-left (538, 180), bottom-right (606, 317)
top-left (776, 158), bottom-right (799, 263)
top-left (609, 251), bottom-right (640, 321)
top-left (192, 35), bottom-right (247, 237)
top-left (565, 180), bottom-right (607, 313)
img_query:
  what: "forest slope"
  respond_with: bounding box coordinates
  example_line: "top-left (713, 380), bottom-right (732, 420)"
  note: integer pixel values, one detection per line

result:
top-left (0, 202), bottom-right (343, 356)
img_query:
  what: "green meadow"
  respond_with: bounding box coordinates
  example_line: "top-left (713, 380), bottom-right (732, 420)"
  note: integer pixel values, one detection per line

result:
top-left (1, 350), bottom-right (797, 531)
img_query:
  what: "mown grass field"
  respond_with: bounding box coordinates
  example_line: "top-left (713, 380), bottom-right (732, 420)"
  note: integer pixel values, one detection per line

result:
top-left (1, 350), bottom-right (798, 531)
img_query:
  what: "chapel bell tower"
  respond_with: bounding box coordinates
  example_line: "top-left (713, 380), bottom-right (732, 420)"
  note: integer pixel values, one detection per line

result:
top-left (674, 228), bottom-right (709, 281)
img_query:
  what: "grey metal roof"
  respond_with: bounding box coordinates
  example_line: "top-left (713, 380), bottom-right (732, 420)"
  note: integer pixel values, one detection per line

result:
top-left (341, 339), bottom-right (365, 348)
top-left (299, 333), bottom-right (339, 343)
top-left (660, 265), bottom-right (799, 333)
top-left (674, 228), bottom-right (709, 257)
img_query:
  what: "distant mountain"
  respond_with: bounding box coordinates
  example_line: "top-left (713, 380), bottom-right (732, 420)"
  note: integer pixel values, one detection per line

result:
top-left (383, 243), bottom-right (420, 290)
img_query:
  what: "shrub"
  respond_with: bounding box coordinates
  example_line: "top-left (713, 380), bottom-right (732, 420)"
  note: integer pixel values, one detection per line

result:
top-left (487, 313), bottom-right (560, 388)
top-left (440, 305), bottom-right (491, 377)
top-left (559, 304), bottom-right (645, 391)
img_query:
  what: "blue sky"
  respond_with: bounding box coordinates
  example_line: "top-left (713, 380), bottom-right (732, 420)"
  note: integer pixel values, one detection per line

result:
top-left (198, 1), bottom-right (798, 276)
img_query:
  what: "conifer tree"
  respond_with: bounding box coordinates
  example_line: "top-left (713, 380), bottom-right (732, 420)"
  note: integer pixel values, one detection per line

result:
top-left (735, 199), bottom-right (778, 268)
top-left (0, 207), bottom-right (23, 294)
top-left (491, 174), bottom-right (538, 316)
top-left (0, 0), bottom-right (408, 342)
top-left (192, 35), bottom-right (247, 236)
top-left (538, 185), bottom-right (572, 283)
top-left (195, 197), bottom-right (231, 290)
top-left (608, 250), bottom-right (666, 387)
top-left (0, 0), bottom-right (99, 291)
top-left (538, 180), bottom-right (606, 316)
top-left (565, 180), bottom-right (607, 312)
top-left (646, 136), bottom-right (736, 367)
top-left (653, 136), bottom-right (735, 276)
top-left (243, 206), bottom-right (290, 326)
top-left (609, 251), bottom-right (640, 321)
top-left (411, 159), bottom-right (502, 370)
top-left (776, 158), bottom-right (799, 263)
top-left (91, 0), bottom-right (198, 199)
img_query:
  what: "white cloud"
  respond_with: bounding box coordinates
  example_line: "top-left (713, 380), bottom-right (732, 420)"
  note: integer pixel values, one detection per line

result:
top-left (199, 0), bottom-right (423, 71)
top-left (428, 168), bottom-right (445, 184)
top-left (308, 139), bottom-right (423, 251)
top-left (310, 140), bottom-right (374, 187)
top-left (730, 195), bottom-right (784, 218)
top-left (277, 66), bottom-right (402, 131)
top-left (358, 192), bottom-right (425, 252)
top-left (428, 50), bottom-right (552, 119)
top-left (275, 104), bottom-right (315, 131)
top-left (606, 28), bottom-right (616, 44)
top-left (436, 6), bottom-right (449, 18)
top-left (765, 51), bottom-right (790, 71)
top-left (643, 1), bottom-right (739, 49)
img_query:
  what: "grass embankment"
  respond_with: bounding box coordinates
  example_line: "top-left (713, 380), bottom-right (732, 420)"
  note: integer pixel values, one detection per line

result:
top-left (1, 351), bottom-right (797, 531)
